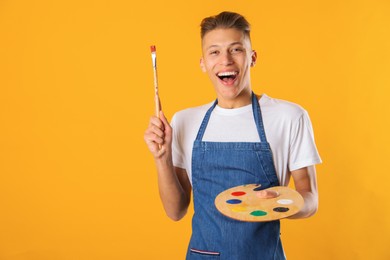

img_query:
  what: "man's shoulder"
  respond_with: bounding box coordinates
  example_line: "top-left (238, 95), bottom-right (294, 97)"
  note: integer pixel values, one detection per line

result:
top-left (173, 102), bottom-right (213, 119)
top-left (171, 102), bottom-right (214, 126)
top-left (261, 94), bottom-right (307, 120)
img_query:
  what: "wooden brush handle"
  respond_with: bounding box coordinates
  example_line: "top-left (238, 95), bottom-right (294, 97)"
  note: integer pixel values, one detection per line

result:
top-left (155, 94), bottom-right (160, 118)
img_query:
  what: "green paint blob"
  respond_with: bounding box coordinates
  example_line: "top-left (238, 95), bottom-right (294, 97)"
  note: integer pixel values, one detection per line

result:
top-left (250, 210), bottom-right (267, 216)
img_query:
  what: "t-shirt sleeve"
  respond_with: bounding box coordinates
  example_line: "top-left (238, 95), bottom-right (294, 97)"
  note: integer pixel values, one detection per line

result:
top-left (171, 114), bottom-right (186, 169)
top-left (288, 110), bottom-right (322, 171)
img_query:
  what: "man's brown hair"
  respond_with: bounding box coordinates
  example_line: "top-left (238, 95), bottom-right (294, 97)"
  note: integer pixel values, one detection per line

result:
top-left (200, 11), bottom-right (251, 40)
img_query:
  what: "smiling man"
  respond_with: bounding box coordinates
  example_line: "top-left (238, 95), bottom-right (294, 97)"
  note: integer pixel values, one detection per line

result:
top-left (144, 11), bottom-right (322, 259)
top-left (200, 27), bottom-right (255, 108)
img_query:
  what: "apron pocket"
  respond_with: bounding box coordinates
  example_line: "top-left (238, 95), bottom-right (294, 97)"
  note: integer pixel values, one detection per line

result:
top-left (190, 248), bottom-right (220, 257)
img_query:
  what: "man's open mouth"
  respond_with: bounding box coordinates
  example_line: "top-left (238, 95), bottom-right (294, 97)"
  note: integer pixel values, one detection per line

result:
top-left (217, 71), bottom-right (238, 83)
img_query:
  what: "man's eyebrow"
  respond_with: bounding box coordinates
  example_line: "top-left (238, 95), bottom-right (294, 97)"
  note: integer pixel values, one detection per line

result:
top-left (206, 44), bottom-right (219, 50)
top-left (206, 42), bottom-right (244, 50)
top-left (229, 42), bottom-right (244, 46)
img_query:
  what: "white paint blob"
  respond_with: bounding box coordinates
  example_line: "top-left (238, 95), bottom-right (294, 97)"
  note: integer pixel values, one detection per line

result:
top-left (277, 199), bottom-right (293, 205)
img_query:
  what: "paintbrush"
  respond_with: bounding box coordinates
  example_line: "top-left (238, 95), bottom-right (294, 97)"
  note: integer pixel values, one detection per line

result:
top-left (150, 45), bottom-right (160, 118)
top-left (150, 45), bottom-right (162, 150)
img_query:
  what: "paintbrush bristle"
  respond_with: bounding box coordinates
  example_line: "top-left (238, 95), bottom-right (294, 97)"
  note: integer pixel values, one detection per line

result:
top-left (150, 45), bottom-right (156, 53)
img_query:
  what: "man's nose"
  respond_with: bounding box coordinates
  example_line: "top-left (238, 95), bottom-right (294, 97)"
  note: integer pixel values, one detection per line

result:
top-left (220, 51), bottom-right (234, 66)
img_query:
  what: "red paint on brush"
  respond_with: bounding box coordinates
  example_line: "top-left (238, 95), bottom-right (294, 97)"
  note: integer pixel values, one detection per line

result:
top-left (150, 45), bottom-right (156, 52)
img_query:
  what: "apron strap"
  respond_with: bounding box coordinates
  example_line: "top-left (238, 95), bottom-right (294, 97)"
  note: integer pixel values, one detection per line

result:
top-left (194, 92), bottom-right (268, 143)
top-left (251, 92), bottom-right (268, 143)
top-left (194, 100), bottom-right (217, 142)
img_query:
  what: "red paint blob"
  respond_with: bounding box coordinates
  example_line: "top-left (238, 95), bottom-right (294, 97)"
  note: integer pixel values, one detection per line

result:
top-left (231, 191), bottom-right (246, 196)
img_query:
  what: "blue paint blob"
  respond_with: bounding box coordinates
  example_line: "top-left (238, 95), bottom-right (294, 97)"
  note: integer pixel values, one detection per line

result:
top-left (226, 199), bottom-right (242, 204)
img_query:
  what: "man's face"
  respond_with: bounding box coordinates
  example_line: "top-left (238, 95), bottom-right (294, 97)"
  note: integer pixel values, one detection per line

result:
top-left (201, 28), bottom-right (256, 107)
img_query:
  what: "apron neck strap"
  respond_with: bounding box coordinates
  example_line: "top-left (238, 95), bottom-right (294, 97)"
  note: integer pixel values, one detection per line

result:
top-left (194, 92), bottom-right (268, 143)
top-left (251, 92), bottom-right (268, 143)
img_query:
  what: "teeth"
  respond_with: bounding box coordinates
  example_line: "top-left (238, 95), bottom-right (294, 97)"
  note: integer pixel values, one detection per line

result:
top-left (217, 71), bottom-right (237, 76)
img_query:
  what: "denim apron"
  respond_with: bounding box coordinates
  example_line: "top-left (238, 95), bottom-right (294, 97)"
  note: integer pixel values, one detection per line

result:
top-left (186, 93), bottom-right (285, 260)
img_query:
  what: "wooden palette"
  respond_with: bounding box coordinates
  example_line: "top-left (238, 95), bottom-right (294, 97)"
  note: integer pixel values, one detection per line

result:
top-left (215, 184), bottom-right (304, 222)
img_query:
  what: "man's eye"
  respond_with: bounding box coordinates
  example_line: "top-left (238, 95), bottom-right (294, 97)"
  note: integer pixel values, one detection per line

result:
top-left (231, 48), bottom-right (243, 53)
top-left (210, 50), bottom-right (219, 55)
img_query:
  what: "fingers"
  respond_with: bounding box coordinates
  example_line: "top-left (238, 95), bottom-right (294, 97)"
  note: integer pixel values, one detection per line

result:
top-left (144, 112), bottom-right (172, 158)
top-left (144, 130), bottom-right (164, 147)
top-left (149, 115), bottom-right (164, 130)
top-left (159, 111), bottom-right (172, 141)
top-left (255, 190), bottom-right (280, 199)
top-left (144, 116), bottom-right (165, 145)
top-left (149, 122), bottom-right (165, 141)
top-left (159, 111), bottom-right (168, 125)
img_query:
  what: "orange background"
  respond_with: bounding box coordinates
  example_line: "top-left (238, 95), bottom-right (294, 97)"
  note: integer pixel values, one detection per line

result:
top-left (0, 0), bottom-right (389, 259)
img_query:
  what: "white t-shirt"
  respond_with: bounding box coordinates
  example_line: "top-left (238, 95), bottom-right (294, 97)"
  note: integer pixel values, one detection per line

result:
top-left (171, 94), bottom-right (322, 186)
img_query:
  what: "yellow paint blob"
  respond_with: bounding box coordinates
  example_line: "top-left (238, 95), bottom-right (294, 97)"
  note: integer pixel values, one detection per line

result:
top-left (231, 206), bottom-right (247, 212)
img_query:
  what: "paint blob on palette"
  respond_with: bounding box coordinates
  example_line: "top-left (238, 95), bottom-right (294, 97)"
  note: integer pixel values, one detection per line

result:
top-left (214, 184), bottom-right (304, 222)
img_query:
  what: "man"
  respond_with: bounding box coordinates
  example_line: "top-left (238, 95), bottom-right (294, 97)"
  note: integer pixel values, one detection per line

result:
top-left (144, 11), bottom-right (321, 259)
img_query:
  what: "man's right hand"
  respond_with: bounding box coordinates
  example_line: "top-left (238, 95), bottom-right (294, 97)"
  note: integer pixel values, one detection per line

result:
top-left (144, 111), bottom-right (172, 159)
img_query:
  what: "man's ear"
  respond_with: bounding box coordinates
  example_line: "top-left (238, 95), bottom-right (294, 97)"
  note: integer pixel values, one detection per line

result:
top-left (200, 58), bottom-right (206, 72)
top-left (251, 50), bottom-right (258, 67)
